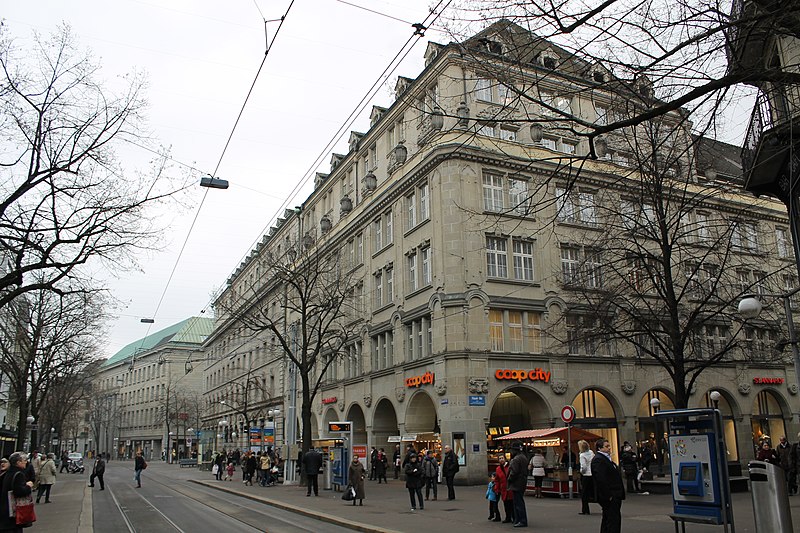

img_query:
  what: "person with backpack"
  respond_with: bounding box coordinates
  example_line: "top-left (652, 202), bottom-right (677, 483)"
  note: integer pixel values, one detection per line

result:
top-left (442, 444), bottom-right (460, 500)
top-left (422, 449), bottom-right (439, 500)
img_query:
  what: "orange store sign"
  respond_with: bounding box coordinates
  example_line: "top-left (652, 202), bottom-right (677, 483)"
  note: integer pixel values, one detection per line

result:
top-left (405, 371), bottom-right (435, 388)
top-left (495, 368), bottom-right (551, 383)
top-left (753, 377), bottom-right (784, 385)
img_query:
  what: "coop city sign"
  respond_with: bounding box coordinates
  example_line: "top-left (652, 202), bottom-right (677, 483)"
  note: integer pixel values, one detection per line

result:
top-left (495, 368), bottom-right (551, 383)
top-left (405, 371), bottom-right (435, 388)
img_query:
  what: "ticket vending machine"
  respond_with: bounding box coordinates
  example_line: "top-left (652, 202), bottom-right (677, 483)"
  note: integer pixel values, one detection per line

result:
top-left (655, 408), bottom-right (734, 533)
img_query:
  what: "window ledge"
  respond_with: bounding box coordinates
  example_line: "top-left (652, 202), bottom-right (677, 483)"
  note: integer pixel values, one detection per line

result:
top-left (486, 277), bottom-right (540, 287)
top-left (556, 220), bottom-right (601, 230)
top-left (371, 243), bottom-right (393, 258)
top-left (372, 303), bottom-right (395, 315)
top-left (405, 285), bottom-right (433, 299)
top-left (403, 217), bottom-right (431, 238)
top-left (482, 210), bottom-right (534, 220)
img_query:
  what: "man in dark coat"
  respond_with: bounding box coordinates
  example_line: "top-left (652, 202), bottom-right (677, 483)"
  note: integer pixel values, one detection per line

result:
top-left (244, 451), bottom-right (258, 486)
top-left (89, 452), bottom-right (106, 490)
top-left (59, 452), bottom-right (70, 473)
top-left (393, 444), bottom-right (401, 479)
top-left (506, 442), bottom-right (529, 528)
top-left (442, 444), bottom-right (459, 500)
top-left (591, 438), bottom-right (625, 533)
top-left (302, 448), bottom-right (323, 496)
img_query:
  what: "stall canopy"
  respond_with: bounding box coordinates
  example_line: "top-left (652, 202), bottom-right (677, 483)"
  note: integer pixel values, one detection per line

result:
top-left (496, 427), bottom-right (601, 444)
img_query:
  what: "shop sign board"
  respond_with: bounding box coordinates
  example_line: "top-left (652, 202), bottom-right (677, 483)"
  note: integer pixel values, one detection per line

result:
top-left (322, 396), bottom-right (338, 404)
top-left (495, 368), bottom-right (551, 383)
top-left (405, 371), bottom-right (435, 388)
top-left (402, 434), bottom-right (418, 442)
top-left (752, 377), bottom-right (784, 384)
top-left (387, 436), bottom-right (402, 443)
top-left (468, 395), bottom-right (486, 406)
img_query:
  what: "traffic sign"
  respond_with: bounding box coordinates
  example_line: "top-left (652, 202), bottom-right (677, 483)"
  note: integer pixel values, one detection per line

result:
top-left (561, 405), bottom-right (576, 424)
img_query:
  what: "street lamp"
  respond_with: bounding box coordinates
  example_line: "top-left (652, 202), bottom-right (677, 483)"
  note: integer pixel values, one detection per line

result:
top-left (113, 437), bottom-right (119, 460)
top-left (649, 398), bottom-right (665, 476)
top-left (739, 289), bottom-right (800, 393)
top-left (187, 427), bottom-right (193, 460)
top-left (49, 428), bottom-right (55, 454)
top-left (709, 390), bottom-right (721, 410)
top-left (25, 415), bottom-right (35, 453)
top-left (168, 431), bottom-right (175, 464)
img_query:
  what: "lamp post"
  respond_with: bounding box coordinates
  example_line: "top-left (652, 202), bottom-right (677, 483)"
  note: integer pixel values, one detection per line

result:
top-left (49, 427), bottom-right (55, 454)
top-left (650, 398), bottom-right (664, 476)
top-left (113, 437), bottom-right (119, 461)
top-left (739, 289), bottom-right (800, 398)
top-left (24, 415), bottom-right (35, 453)
top-left (219, 419), bottom-right (228, 450)
top-left (168, 431), bottom-right (175, 464)
top-left (187, 427), bottom-right (193, 460)
top-left (709, 390), bottom-right (721, 410)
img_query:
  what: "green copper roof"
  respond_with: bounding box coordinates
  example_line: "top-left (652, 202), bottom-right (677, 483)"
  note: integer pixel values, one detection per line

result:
top-left (103, 316), bottom-right (214, 367)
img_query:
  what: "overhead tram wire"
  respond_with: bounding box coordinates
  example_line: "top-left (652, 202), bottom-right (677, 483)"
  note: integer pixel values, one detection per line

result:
top-left (127, 2), bottom-right (296, 369)
top-left (206, 0), bottom-right (453, 317)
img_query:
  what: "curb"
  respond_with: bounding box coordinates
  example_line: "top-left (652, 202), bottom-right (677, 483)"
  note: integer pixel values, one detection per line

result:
top-left (77, 484), bottom-right (92, 533)
top-left (189, 479), bottom-right (402, 533)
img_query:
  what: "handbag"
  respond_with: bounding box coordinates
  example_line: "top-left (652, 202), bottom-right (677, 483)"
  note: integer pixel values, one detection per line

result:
top-left (212, 464), bottom-right (219, 475)
top-left (8, 480), bottom-right (36, 528)
top-left (341, 485), bottom-right (356, 501)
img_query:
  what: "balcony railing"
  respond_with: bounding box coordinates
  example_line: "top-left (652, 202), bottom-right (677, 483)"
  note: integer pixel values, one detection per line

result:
top-left (741, 84), bottom-right (800, 178)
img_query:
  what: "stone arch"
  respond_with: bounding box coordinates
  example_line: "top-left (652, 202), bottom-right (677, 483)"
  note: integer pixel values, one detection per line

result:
top-left (372, 397), bottom-right (399, 455)
top-left (751, 389), bottom-right (789, 451)
top-left (696, 388), bottom-right (741, 462)
top-left (404, 390), bottom-right (438, 434)
top-left (571, 387), bottom-right (621, 462)
top-left (346, 403), bottom-right (368, 445)
top-left (489, 384), bottom-right (552, 432)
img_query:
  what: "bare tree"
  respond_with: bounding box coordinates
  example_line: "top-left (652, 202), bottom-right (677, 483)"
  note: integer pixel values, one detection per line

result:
top-left (39, 360), bottom-right (99, 453)
top-left (0, 287), bottom-right (105, 449)
top-left (543, 124), bottom-right (793, 408)
top-left (0, 24), bottom-right (193, 308)
top-left (215, 237), bottom-right (361, 456)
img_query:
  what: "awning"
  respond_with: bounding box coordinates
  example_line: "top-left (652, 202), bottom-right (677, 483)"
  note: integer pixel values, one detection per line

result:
top-left (495, 427), bottom-right (602, 443)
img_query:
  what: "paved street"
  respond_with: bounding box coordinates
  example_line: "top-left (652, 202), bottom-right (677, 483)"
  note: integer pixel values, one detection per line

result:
top-left (28, 459), bottom-right (800, 532)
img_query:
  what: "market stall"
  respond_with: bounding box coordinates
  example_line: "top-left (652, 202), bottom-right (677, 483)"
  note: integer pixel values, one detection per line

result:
top-left (495, 428), bottom-right (602, 497)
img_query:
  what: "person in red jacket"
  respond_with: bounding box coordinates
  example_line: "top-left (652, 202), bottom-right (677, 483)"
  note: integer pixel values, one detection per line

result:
top-left (494, 454), bottom-right (515, 523)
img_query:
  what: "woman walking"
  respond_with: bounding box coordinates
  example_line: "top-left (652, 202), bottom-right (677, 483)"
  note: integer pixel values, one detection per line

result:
top-left (347, 455), bottom-right (366, 506)
top-left (36, 453), bottom-right (57, 503)
top-left (578, 440), bottom-right (594, 515)
top-left (404, 453), bottom-right (425, 511)
top-left (0, 452), bottom-right (34, 532)
top-left (528, 449), bottom-right (546, 498)
top-left (495, 455), bottom-right (514, 523)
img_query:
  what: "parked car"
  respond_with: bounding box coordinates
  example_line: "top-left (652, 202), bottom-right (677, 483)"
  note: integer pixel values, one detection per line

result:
top-left (67, 452), bottom-right (84, 474)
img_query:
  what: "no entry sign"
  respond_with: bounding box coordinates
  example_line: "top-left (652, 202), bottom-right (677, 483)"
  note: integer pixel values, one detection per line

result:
top-left (561, 405), bottom-right (576, 424)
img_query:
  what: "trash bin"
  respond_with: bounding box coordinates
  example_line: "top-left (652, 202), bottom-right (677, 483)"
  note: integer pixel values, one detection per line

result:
top-left (748, 460), bottom-right (794, 533)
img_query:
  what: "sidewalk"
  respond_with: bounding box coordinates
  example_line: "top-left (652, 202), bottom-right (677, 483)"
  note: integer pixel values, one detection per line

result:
top-left (29, 471), bottom-right (92, 533)
top-left (177, 464), bottom-right (800, 533)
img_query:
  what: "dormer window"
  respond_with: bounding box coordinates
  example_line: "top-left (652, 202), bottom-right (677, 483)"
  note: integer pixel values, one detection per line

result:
top-left (479, 38), bottom-right (503, 54)
top-left (593, 71), bottom-right (606, 83)
top-left (543, 56), bottom-right (557, 69)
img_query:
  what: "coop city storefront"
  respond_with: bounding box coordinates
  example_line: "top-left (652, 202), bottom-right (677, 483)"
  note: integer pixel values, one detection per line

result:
top-left (311, 359), bottom-right (797, 484)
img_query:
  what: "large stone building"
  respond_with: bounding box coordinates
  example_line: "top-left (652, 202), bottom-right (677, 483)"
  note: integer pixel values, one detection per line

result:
top-left (96, 317), bottom-right (212, 460)
top-left (201, 20), bottom-right (798, 484)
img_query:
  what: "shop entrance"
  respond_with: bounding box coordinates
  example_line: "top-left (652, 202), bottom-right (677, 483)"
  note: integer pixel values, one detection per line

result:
top-left (346, 404), bottom-right (368, 445)
top-left (700, 390), bottom-right (739, 462)
top-left (751, 390), bottom-right (786, 455)
top-left (404, 392), bottom-right (441, 458)
top-left (573, 388), bottom-right (619, 463)
top-left (487, 386), bottom-right (550, 472)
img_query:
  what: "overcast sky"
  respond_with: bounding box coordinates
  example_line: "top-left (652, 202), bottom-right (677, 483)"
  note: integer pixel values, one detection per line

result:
top-left (4, 0), bottom-right (449, 358)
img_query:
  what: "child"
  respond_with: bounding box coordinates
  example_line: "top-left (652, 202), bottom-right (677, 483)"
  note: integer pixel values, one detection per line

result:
top-left (486, 472), bottom-right (500, 522)
top-left (225, 462), bottom-right (235, 481)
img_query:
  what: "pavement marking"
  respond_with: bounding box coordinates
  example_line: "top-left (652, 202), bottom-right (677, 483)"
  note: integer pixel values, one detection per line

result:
top-left (107, 485), bottom-right (136, 533)
top-left (77, 484), bottom-right (93, 533)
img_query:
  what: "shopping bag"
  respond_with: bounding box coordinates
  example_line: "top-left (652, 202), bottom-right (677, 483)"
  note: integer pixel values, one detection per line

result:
top-left (342, 485), bottom-right (356, 501)
top-left (212, 464), bottom-right (219, 475)
top-left (9, 493), bottom-right (35, 526)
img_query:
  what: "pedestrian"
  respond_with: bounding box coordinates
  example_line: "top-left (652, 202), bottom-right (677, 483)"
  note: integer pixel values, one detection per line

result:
top-left (560, 445), bottom-right (577, 469)
top-left (777, 435), bottom-right (792, 492)
top-left (620, 442), bottom-right (640, 493)
top-left (401, 443), bottom-right (417, 468)
top-left (494, 454), bottom-right (514, 523)
top-left (393, 444), bottom-right (401, 479)
top-left (442, 444), bottom-right (459, 500)
top-left (0, 452), bottom-right (34, 532)
top-left (89, 452), bottom-right (106, 490)
top-left (369, 447), bottom-right (377, 481)
top-left (486, 472), bottom-right (501, 521)
top-left (591, 438), bottom-right (625, 533)
top-left (790, 432), bottom-right (800, 496)
top-left (35, 452), bottom-right (57, 504)
top-left (404, 453), bottom-right (424, 511)
top-left (507, 442), bottom-right (528, 528)
top-left (639, 442), bottom-right (653, 475)
top-left (422, 449), bottom-right (438, 500)
top-left (578, 440), bottom-right (594, 515)
top-left (757, 440), bottom-right (780, 465)
top-left (245, 452), bottom-right (257, 486)
top-left (375, 448), bottom-right (388, 484)
top-left (302, 447), bottom-right (323, 496)
top-left (259, 452), bottom-right (272, 486)
top-left (134, 450), bottom-right (146, 488)
top-left (224, 462), bottom-right (235, 481)
top-left (59, 452), bottom-right (69, 474)
top-left (348, 454), bottom-right (366, 506)
top-left (24, 450), bottom-right (37, 486)
top-left (528, 448), bottom-right (546, 499)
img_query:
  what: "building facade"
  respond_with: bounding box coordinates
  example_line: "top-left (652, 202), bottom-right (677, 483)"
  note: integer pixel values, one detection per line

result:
top-left (96, 317), bottom-right (212, 460)
top-left (203, 20), bottom-right (799, 484)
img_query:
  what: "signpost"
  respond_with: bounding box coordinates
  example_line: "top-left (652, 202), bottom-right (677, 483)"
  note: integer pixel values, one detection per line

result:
top-left (561, 405), bottom-right (576, 500)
